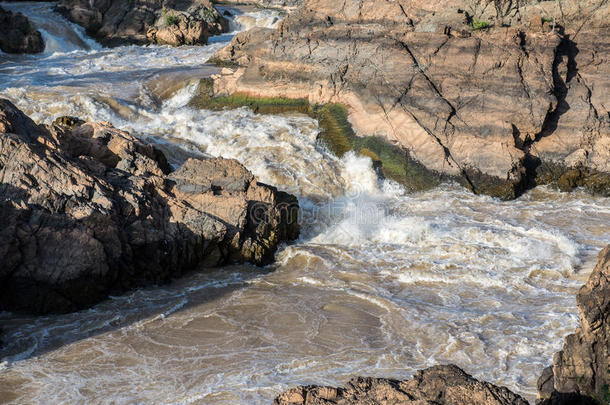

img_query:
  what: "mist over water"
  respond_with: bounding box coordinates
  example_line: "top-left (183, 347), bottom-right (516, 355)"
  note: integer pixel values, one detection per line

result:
top-left (1, 3), bottom-right (609, 404)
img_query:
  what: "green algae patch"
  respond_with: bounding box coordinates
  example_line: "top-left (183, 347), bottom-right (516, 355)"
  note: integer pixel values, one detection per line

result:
top-left (313, 104), bottom-right (444, 191)
top-left (206, 56), bottom-right (240, 69)
top-left (313, 103), bottom-right (354, 158)
top-left (208, 94), bottom-right (311, 115)
top-left (471, 19), bottom-right (491, 30)
top-left (189, 81), bottom-right (311, 115)
top-left (189, 87), bottom-right (448, 192)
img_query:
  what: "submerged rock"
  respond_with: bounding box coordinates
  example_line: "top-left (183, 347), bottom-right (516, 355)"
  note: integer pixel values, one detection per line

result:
top-left (537, 245), bottom-right (610, 405)
top-left (0, 6), bottom-right (45, 54)
top-left (275, 364), bottom-right (528, 405)
top-left (211, 0), bottom-right (610, 199)
top-left (55, 0), bottom-right (229, 46)
top-left (0, 99), bottom-right (299, 314)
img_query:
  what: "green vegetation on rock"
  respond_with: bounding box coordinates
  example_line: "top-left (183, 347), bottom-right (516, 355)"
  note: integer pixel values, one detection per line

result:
top-left (209, 94), bottom-right (311, 114)
top-left (202, 8), bottom-right (217, 24)
top-left (206, 56), bottom-right (240, 68)
top-left (189, 83), bottom-right (447, 192)
top-left (164, 14), bottom-right (180, 26)
top-left (190, 82), bottom-right (311, 114)
top-left (314, 104), bottom-right (416, 187)
top-left (471, 19), bottom-right (490, 30)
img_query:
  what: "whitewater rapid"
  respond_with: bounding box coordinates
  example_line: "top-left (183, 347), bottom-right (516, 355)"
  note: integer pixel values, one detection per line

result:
top-left (1, 3), bottom-right (609, 405)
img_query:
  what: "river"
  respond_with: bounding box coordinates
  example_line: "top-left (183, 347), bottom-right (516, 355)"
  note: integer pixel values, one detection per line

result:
top-left (0, 2), bottom-right (609, 404)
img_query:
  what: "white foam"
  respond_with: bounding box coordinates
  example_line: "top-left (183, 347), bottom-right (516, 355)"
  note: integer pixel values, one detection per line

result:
top-left (297, 277), bottom-right (325, 286)
top-left (217, 6), bottom-right (284, 32)
top-left (2, 2), bottom-right (101, 54)
top-left (162, 80), bottom-right (201, 110)
top-left (1, 4), bottom-right (609, 405)
top-left (339, 152), bottom-right (382, 196)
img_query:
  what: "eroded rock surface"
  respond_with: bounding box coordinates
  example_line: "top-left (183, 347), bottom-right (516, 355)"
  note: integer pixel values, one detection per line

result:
top-left (211, 0), bottom-right (610, 199)
top-left (56, 0), bottom-right (229, 46)
top-left (275, 364), bottom-right (528, 405)
top-left (0, 5), bottom-right (45, 54)
top-left (537, 245), bottom-right (610, 405)
top-left (0, 99), bottom-right (299, 314)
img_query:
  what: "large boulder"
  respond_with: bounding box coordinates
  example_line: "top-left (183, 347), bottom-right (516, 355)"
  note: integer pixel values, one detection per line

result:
top-left (537, 245), bottom-right (610, 405)
top-left (55, 0), bottom-right (229, 46)
top-left (0, 6), bottom-right (45, 54)
top-left (275, 364), bottom-right (528, 405)
top-left (0, 99), bottom-right (299, 314)
top-left (211, 0), bottom-right (609, 199)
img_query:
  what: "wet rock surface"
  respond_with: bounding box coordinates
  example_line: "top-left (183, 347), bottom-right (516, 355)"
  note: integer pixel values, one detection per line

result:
top-left (211, 0), bottom-right (610, 199)
top-left (537, 245), bottom-right (610, 405)
top-left (274, 364), bottom-right (529, 405)
top-left (0, 5), bottom-right (45, 54)
top-left (0, 99), bottom-right (299, 314)
top-left (55, 0), bottom-right (229, 46)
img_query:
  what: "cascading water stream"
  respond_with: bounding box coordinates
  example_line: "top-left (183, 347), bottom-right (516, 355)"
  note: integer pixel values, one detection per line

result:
top-left (0, 3), bottom-right (609, 405)
top-left (1, 2), bottom-right (101, 54)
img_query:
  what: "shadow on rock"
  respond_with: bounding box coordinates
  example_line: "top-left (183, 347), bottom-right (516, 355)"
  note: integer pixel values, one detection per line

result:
top-left (0, 98), bottom-right (299, 315)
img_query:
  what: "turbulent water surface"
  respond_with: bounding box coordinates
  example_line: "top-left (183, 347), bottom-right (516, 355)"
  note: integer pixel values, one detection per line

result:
top-left (1, 3), bottom-right (609, 404)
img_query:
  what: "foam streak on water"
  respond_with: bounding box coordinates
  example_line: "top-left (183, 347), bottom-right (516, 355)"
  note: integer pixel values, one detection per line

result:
top-left (1, 3), bottom-right (609, 405)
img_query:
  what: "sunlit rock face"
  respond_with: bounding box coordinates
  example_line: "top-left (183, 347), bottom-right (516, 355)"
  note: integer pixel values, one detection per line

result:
top-left (55, 0), bottom-right (229, 46)
top-left (211, 0), bottom-right (610, 199)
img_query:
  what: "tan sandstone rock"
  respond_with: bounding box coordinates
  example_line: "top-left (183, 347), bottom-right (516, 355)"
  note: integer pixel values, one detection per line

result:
top-left (211, 0), bottom-right (609, 199)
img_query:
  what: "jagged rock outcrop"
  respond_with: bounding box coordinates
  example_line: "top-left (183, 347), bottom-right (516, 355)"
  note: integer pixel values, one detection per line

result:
top-left (55, 0), bottom-right (229, 46)
top-left (537, 245), bottom-right (610, 405)
top-left (275, 364), bottom-right (528, 405)
top-left (211, 0), bottom-right (609, 199)
top-left (0, 6), bottom-right (45, 54)
top-left (0, 99), bottom-right (299, 314)
top-left (532, 29), bottom-right (610, 195)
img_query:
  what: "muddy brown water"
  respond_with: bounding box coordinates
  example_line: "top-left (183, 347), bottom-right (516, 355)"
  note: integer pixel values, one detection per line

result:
top-left (1, 3), bottom-right (609, 404)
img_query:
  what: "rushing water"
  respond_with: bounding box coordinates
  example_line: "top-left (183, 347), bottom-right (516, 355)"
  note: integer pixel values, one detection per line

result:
top-left (0, 3), bottom-right (609, 404)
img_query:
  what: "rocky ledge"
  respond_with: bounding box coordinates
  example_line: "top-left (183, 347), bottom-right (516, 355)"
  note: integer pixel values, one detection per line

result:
top-left (275, 364), bottom-right (528, 405)
top-left (55, 0), bottom-right (229, 46)
top-left (0, 5), bottom-right (45, 54)
top-left (0, 99), bottom-right (299, 314)
top-left (210, 0), bottom-right (609, 199)
top-left (537, 245), bottom-right (610, 405)
top-left (275, 244), bottom-right (610, 405)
